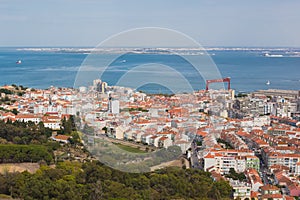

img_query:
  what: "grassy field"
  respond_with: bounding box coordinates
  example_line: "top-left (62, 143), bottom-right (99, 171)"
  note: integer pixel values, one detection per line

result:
top-left (113, 143), bottom-right (146, 153)
top-left (0, 194), bottom-right (13, 199)
top-left (0, 163), bottom-right (40, 174)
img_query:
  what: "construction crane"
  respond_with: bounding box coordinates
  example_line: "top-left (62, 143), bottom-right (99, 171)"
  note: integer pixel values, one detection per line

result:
top-left (206, 77), bottom-right (231, 91)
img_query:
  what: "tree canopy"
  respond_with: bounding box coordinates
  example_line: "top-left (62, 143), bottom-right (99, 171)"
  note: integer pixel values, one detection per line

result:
top-left (0, 120), bottom-right (52, 145)
top-left (0, 161), bottom-right (232, 200)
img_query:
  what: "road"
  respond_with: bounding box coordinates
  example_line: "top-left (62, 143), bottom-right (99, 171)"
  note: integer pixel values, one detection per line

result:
top-left (255, 150), bottom-right (270, 184)
top-left (190, 141), bottom-right (202, 170)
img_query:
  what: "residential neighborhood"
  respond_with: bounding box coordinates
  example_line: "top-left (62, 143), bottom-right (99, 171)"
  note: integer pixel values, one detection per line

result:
top-left (1, 81), bottom-right (300, 199)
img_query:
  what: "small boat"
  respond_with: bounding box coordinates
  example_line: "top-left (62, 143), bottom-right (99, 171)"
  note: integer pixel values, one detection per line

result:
top-left (266, 80), bottom-right (270, 85)
top-left (16, 60), bottom-right (22, 64)
top-left (264, 53), bottom-right (283, 57)
top-left (121, 59), bottom-right (126, 63)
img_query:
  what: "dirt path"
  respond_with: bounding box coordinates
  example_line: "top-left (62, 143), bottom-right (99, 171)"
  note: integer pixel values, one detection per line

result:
top-left (150, 157), bottom-right (190, 171)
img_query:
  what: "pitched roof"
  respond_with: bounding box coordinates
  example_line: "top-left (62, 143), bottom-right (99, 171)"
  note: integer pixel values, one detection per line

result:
top-left (260, 184), bottom-right (280, 191)
top-left (261, 193), bottom-right (283, 199)
top-left (53, 135), bottom-right (70, 141)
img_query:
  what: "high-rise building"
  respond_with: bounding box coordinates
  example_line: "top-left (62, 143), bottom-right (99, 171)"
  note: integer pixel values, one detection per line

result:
top-left (93, 79), bottom-right (102, 92)
top-left (101, 82), bottom-right (107, 94)
top-left (92, 79), bottom-right (107, 93)
top-left (297, 99), bottom-right (300, 112)
top-left (111, 100), bottom-right (120, 114)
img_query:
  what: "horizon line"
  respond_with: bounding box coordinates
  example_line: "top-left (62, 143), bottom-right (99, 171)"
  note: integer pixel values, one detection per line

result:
top-left (1, 45), bottom-right (300, 48)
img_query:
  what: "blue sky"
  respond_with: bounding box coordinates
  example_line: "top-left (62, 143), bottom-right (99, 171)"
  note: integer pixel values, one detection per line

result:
top-left (0, 0), bottom-right (300, 47)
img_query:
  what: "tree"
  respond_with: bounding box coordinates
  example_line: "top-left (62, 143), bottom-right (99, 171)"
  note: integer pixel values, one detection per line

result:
top-left (102, 126), bottom-right (108, 133)
top-left (61, 116), bottom-right (77, 135)
top-left (208, 180), bottom-right (232, 200)
top-left (89, 180), bottom-right (103, 200)
top-left (12, 108), bottom-right (18, 115)
top-left (225, 168), bottom-right (246, 181)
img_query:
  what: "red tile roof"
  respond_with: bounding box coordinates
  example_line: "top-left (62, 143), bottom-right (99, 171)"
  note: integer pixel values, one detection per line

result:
top-left (53, 135), bottom-right (70, 141)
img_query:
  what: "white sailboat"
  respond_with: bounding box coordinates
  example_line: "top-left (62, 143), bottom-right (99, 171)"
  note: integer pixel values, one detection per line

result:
top-left (266, 80), bottom-right (270, 85)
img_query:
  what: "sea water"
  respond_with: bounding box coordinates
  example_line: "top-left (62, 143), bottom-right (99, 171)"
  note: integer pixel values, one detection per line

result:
top-left (0, 47), bottom-right (300, 93)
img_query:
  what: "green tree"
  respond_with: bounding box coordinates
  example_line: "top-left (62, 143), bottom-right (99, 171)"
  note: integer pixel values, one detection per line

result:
top-left (11, 108), bottom-right (18, 115)
top-left (61, 116), bottom-right (76, 135)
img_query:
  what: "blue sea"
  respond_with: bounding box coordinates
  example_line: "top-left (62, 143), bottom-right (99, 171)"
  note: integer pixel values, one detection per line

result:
top-left (0, 47), bottom-right (300, 93)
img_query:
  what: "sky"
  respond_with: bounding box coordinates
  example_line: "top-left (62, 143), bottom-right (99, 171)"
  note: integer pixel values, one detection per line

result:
top-left (0, 0), bottom-right (300, 47)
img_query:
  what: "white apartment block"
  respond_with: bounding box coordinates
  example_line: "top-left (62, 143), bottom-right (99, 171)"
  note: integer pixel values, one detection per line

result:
top-left (267, 153), bottom-right (300, 174)
top-left (204, 150), bottom-right (257, 175)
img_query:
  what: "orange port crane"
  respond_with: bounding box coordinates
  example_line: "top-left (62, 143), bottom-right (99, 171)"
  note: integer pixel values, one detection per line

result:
top-left (205, 77), bottom-right (231, 91)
